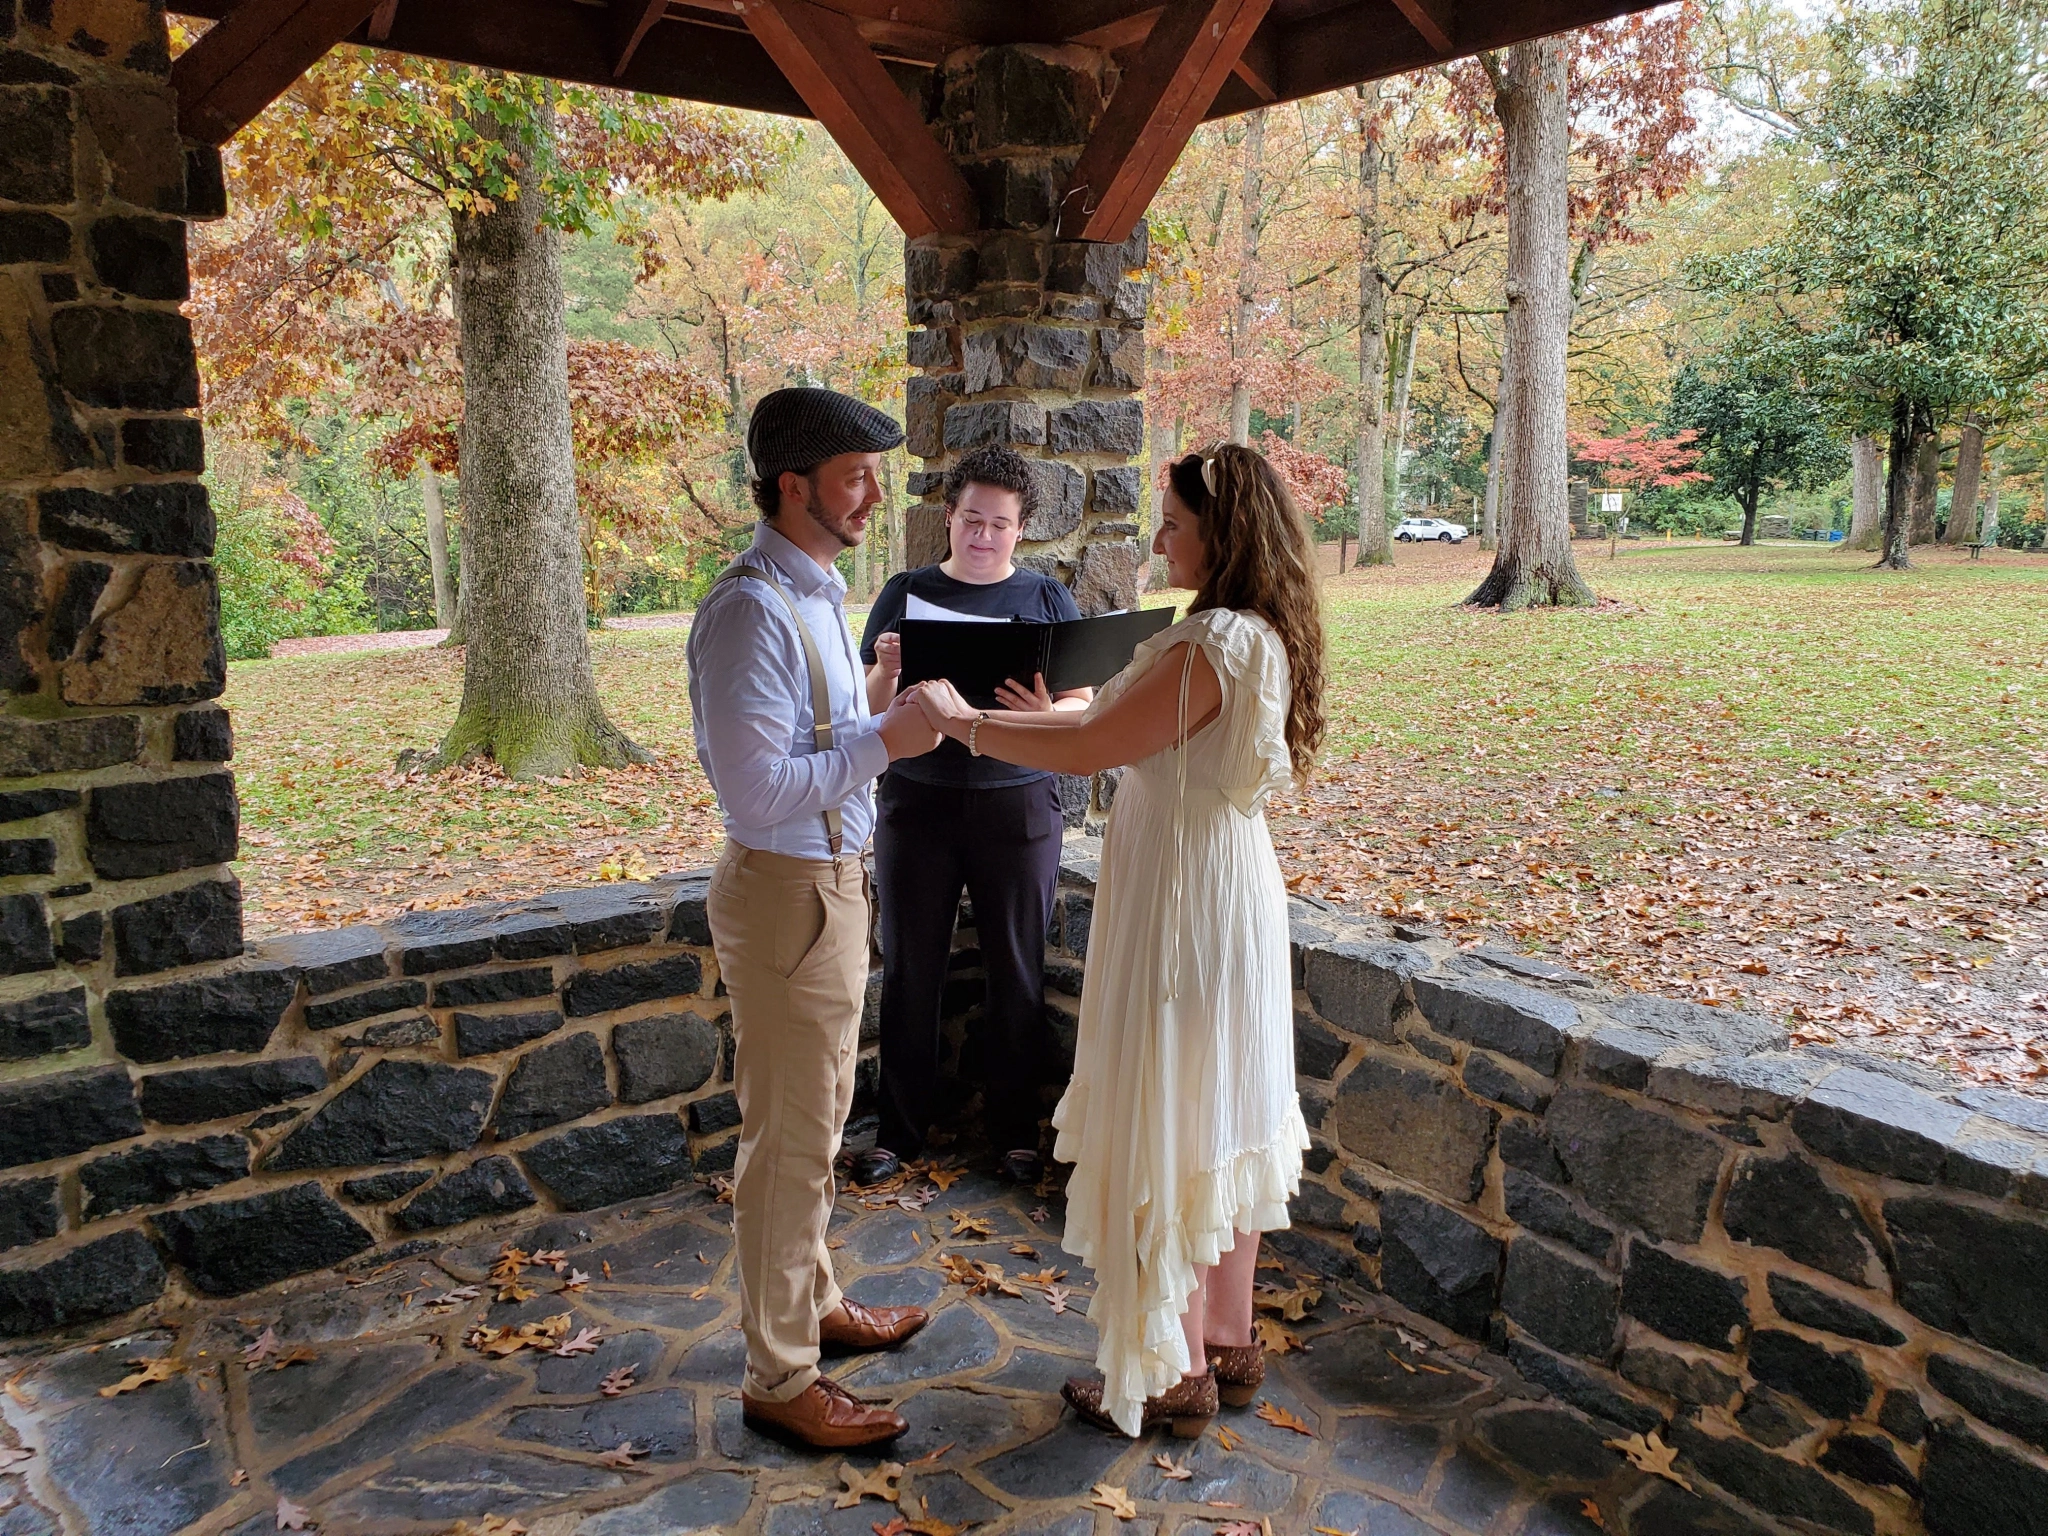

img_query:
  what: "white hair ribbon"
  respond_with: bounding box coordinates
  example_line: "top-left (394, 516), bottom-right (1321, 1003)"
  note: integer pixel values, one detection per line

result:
top-left (1200, 456), bottom-right (1220, 497)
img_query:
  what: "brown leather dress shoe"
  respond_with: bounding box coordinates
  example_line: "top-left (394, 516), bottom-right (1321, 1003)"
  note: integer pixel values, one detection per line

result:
top-left (819, 1298), bottom-right (929, 1352)
top-left (741, 1374), bottom-right (907, 1449)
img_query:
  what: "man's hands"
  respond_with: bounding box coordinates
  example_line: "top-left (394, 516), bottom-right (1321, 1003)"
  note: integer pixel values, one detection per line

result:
top-left (878, 684), bottom-right (942, 761)
top-left (912, 678), bottom-right (979, 742)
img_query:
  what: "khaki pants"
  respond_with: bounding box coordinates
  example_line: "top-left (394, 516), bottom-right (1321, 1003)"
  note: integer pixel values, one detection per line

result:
top-left (708, 839), bottom-right (871, 1401)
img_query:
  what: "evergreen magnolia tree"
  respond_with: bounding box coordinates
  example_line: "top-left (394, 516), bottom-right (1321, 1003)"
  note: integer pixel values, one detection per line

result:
top-left (194, 47), bottom-right (777, 776)
top-left (1668, 342), bottom-right (1845, 544)
top-left (1701, 0), bottom-right (2048, 570)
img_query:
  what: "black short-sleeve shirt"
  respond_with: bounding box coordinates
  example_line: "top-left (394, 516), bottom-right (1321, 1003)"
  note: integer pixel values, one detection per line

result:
top-left (860, 565), bottom-right (1083, 789)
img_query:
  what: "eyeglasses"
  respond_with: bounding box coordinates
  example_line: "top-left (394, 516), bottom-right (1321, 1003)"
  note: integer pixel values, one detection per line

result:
top-left (954, 515), bottom-right (1017, 536)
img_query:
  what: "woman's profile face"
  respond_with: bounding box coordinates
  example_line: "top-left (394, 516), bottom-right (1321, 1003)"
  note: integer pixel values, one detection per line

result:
top-left (1154, 487), bottom-right (1210, 590)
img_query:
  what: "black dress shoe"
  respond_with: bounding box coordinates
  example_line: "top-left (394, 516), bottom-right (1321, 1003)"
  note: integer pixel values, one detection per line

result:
top-left (847, 1147), bottom-right (902, 1186)
top-left (997, 1148), bottom-right (1043, 1185)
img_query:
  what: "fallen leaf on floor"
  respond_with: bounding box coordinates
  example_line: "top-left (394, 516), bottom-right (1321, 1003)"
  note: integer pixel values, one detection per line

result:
top-left (903, 1517), bottom-right (968, 1536)
top-left (275, 1496), bottom-right (313, 1531)
top-left (1253, 1318), bottom-right (1300, 1354)
top-left (1089, 1483), bottom-right (1137, 1519)
top-left (1016, 1268), bottom-right (1067, 1288)
top-left (428, 1286), bottom-right (481, 1307)
top-left (495, 1280), bottom-right (537, 1304)
top-left (1580, 1497), bottom-right (1608, 1528)
top-left (937, 1252), bottom-right (1020, 1297)
top-left (241, 1328), bottom-right (281, 1370)
top-left (1153, 1452), bottom-right (1193, 1480)
top-left (1044, 1285), bottom-right (1072, 1314)
top-left (1313, 1526), bottom-right (1360, 1536)
top-left (601, 1262), bottom-right (613, 1279)
top-left (559, 1269), bottom-right (591, 1292)
top-left (599, 1366), bottom-right (637, 1397)
top-left (948, 1213), bottom-right (995, 1239)
top-left (1252, 1284), bottom-right (1321, 1322)
top-left (1029, 1206), bottom-right (1051, 1223)
top-left (690, 1286), bottom-right (711, 1300)
top-left (552, 1327), bottom-right (604, 1358)
top-left (466, 1314), bottom-right (571, 1357)
top-left (1213, 1522), bottom-right (1265, 1536)
top-left (531, 1249), bottom-right (568, 1266)
top-left (448, 1517), bottom-right (528, 1535)
top-left (1606, 1430), bottom-right (1693, 1491)
top-left (0, 1447), bottom-right (32, 1471)
top-left (270, 1346), bottom-right (316, 1372)
top-left (99, 1357), bottom-right (183, 1397)
top-left (228, 1468), bottom-right (246, 1487)
top-left (871, 1519), bottom-right (909, 1536)
top-left (835, 1461), bottom-right (904, 1508)
top-left (3, 1372), bottom-right (33, 1408)
top-left (827, 1238), bottom-right (847, 1250)
top-left (596, 1441), bottom-right (653, 1473)
top-left (906, 1441), bottom-right (954, 1465)
top-left (1255, 1401), bottom-right (1314, 1436)
top-left (1384, 1349), bottom-right (1418, 1375)
top-left (1214, 1425), bottom-right (1242, 1451)
top-left (1010, 1243), bottom-right (1039, 1258)
top-left (928, 1168), bottom-right (963, 1191)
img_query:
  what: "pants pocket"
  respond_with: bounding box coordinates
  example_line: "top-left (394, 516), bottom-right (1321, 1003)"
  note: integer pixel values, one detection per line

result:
top-left (771, 882), bottom-right (831, 980)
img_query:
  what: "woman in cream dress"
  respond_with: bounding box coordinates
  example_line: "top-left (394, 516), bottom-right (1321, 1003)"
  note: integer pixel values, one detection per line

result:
top-left (913, 443), bottom-right (1326, 1437)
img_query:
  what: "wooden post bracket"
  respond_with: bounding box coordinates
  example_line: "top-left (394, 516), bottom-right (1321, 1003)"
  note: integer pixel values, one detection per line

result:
top-left (1057, 0), bottom-right (1274, 243)
top-left (733, 0), bottom-right (978, 240)
top-left (173, 0), bottom-right (389, 145)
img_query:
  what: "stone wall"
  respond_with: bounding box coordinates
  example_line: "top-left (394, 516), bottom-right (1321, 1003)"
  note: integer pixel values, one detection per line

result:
top-left (903, 44), bottom-right (1150, 619)
top-left (1268, 889), bottom-right (2048, 1536)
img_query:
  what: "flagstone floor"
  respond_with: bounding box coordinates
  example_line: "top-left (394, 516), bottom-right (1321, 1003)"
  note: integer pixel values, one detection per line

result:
top-left (0, 1173), bottom-right (1643, 1536)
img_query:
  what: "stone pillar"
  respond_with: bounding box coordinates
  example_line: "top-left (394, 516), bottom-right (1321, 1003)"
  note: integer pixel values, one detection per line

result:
top-left (1, 2), bottom-right (232, 1304)
top-left (904, 44), bottom-right (1149, 620)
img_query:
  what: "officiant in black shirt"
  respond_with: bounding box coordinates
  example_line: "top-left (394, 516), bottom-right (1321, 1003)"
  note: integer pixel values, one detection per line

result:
top-left (855, 444), bottom-right (1089, 1185)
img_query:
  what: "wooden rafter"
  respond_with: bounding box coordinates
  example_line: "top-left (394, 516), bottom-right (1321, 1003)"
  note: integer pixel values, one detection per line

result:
top-left (1056, 0), bottom-right (1272, 242)
top-left (733, 0), bottom-right (977, 239)
top-left (1388, 0), bottom-right (1454, 55)
top-left (366, 0), bottom-right (396, 41)
top-left (1232, 23), bottom-right (1278, 100)
top-left (610, 0), bottom-right (669, 75)
top-left (174, 0), bottom-right (388, 144)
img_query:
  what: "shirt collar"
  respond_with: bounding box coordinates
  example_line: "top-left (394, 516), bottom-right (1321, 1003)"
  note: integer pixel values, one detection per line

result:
top-left (751, 520), bottom-right (845, 602)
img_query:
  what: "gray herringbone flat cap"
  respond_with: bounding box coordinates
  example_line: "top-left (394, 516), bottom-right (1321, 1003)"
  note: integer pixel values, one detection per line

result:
top-left (747, 387), bottom-right (904, 483)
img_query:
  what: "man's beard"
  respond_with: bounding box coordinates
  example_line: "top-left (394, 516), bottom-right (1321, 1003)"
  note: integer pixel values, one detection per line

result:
top-left (814, 501), bottom-right (866, 549)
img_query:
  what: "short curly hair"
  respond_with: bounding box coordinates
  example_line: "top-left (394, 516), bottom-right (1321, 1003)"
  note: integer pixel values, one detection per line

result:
top-left (943, 444), bottom-right (1039, 525)
top-left (753, 465), bottom-right (813, 520)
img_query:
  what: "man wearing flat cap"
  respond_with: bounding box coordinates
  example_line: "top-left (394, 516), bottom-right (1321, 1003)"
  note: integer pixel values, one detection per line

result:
top-left (686, 386), bottom-right (940, 1449)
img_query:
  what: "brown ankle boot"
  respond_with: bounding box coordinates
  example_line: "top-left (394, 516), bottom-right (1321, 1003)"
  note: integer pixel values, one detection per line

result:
top-left (1062, 1369), bottom-right (1217, 1438)
top-left (1206, 1342), bottom-right (1264, 1407)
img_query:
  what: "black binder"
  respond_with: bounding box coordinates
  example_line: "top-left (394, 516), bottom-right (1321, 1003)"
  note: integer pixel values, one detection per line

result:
top-left (897, 608), bottom-right (1177, 708)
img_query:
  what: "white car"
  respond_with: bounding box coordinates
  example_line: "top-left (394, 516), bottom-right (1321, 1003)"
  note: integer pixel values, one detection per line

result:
top-left (1394, 517), bottom-right (1469, 543)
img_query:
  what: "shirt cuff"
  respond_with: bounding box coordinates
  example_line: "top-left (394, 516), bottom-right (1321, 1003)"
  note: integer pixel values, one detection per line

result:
top-left (847, 726), bottom-right (890, 784)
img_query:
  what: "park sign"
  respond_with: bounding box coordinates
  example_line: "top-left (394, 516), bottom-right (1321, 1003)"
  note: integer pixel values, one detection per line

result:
top-left (166, 0), bottom-right (1669, 243)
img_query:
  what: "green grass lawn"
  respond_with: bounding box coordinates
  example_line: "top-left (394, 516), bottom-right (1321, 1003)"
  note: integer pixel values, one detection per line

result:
top-left (228, 539), bottom-right (2048, 1084)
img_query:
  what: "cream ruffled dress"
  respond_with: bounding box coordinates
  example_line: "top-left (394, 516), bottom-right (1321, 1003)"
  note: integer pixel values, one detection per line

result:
top-left (1052, 606), bottom-right (1308, 1436)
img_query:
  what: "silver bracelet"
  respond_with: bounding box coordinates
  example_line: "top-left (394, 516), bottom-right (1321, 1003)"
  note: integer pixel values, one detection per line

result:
top-left (967, 711), bottom-right (989, 756)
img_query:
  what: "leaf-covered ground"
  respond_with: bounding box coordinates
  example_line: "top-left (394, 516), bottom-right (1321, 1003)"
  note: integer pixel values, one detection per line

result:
top-left (228, 540), bottom-right (2048, 1086)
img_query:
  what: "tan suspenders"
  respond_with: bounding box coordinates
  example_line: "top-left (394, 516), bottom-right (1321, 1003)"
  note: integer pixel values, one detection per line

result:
top-left (713, 560), bottom-right (845, 858)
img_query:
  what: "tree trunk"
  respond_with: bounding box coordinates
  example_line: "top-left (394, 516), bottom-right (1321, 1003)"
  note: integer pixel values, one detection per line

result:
top-left (1352, 85), bottom-right (1392, 569)
top-left (1148, 403), bottom-right (1177, 589)
top-left (422, 463), bottom-right (455, 628)
top-left (1877, 396), bottom-right (1926, 571)
top-left (1386, 317), bottom-right (1419, 518)
top-left (1738, 478), bottom-right (1760, 547)
top-left (439, 500), bottom-right (473, 647)
top-left (1227, 108), bottom-right (1267, 447)
top-left (1943, 415), bottom-right (1985, 544)
top-left (1908, 428), bottom-right (1940, 545)
top-left (1845, 433), bottom-right (1882, 549)
top-left (1981, 448), bottom-right (2002, 544)
top-left (428, 97), bottom-right (647, 778)
top-left (1466, 40), bottom-right (1592, 610)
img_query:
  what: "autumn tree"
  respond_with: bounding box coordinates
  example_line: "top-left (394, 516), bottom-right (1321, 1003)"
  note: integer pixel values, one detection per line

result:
top-left (1667, 343), bottom-right (1842, 544)
top-left (1700, 0), bottom-right (2048, 570)
top-left (192, 45), bottom-right (777, 776)
top-left (1433, 7), bottom-right (1704, 608)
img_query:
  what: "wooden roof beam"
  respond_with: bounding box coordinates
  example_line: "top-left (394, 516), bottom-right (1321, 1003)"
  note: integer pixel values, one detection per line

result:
top-left (1057, 0), bottom-right (1272, 242)
top-left (610, 0), bottom-right (669, 76)
top-left (733, 0), bottom-right (977, 239)
top-left (366, 0), bottom-right (396, 42)
top-left (1232, 22), bottom-right (1278, 100)
top-left (1389, 0), bottom-right (1454, 55)
top-left (173, 0), bottom-right (388, 144)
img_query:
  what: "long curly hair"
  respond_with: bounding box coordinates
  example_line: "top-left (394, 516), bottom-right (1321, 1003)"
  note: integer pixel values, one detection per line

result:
top-left (1167, 443), bottom-right (1326, 780)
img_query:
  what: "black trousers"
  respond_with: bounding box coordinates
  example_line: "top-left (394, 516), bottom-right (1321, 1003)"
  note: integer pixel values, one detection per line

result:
top-left (873, 772), bottom-right (1063, 1156)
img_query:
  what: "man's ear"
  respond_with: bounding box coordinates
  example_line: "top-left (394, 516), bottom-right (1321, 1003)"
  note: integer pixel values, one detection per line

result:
top-left (777, 468), bottom-right (809, 514)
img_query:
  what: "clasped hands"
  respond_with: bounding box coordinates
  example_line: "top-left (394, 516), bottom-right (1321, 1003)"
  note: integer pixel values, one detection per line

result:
top-left (878, 673), bottom-right (1054, 761)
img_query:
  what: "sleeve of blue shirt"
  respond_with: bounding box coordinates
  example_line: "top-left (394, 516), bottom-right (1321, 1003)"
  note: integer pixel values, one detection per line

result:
top-left (1044, 575), bottom-right (1083, 623)
top-left (859, 573), bottom-right (910, 665)
top-left (690, 588), bottom-right (889, 830)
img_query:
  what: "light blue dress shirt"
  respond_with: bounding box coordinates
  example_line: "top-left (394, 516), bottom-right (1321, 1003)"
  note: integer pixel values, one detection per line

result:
top-left (686, 522), bottom-right (889, 860)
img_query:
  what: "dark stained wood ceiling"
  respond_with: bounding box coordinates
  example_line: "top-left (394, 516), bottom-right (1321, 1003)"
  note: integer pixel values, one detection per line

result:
top-left (168, 0), bottom-right (1661, 242)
